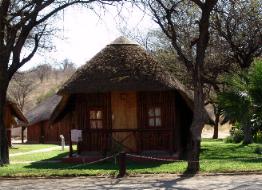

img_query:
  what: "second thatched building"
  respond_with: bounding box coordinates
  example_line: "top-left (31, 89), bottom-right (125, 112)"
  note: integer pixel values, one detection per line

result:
top-left (24, 95), bottom-right (72, 144)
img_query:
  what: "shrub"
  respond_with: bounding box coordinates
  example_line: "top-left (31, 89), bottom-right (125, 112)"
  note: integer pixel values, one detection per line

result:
top-left (225, 128), bottom-right (244, 143)
top-left (254, 146), bottom-right (262, 154)
top-left (232, 129), bottom-right (244, 143)
top-left (254, 131), bottom-right (262, 144)
top-left (224, 136), bottom-right (234, 143)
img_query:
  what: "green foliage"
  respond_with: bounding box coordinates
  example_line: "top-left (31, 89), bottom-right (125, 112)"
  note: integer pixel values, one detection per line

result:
top-left (254, 146), bottom-right (262, 155)
top-left (249, 59), bottom-right (262, 131)
top-left (249, 59), bottom-right (262, 105)
top-left (224, 136), bottom-right (234, 143)
top-left (218, 60), bottom-right (262, 142)
top-left (232, 129), bottom-right (244, 143)
top-left (225, 127), bottom-right (244, 143)
top-left (254, 131), bottom-right (262, 144)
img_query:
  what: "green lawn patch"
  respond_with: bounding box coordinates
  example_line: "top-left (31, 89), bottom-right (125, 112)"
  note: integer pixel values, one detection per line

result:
top-left (10, 149), bottom-right (67, 162)
top-left (0, 139), bottom-right (261, 177)
top-left (10, 144), bottom-right (58, 154)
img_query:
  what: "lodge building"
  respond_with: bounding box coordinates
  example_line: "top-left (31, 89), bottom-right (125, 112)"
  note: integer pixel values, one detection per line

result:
top-left (51, 37), bottom-right (195, 158)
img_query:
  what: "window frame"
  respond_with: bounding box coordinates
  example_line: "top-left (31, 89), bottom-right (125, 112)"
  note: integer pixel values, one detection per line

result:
top-left (88, 108), bottom-right (104, 129)
top-left (147, 106), bottom-right (162, 128)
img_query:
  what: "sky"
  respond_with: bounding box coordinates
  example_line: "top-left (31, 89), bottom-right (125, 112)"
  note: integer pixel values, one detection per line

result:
top-left (20, 4), bottom-right (157, 71)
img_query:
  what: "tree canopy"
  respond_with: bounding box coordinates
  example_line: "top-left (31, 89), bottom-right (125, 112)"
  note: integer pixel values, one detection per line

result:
top-left (218, 59), bottom-right (262, 144)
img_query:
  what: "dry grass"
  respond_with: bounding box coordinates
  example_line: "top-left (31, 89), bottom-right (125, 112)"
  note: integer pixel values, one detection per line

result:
top-left (21, 71), bottom-right (74, 113)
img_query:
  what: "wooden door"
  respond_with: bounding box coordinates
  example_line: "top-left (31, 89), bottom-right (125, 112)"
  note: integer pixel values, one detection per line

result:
top-left (111, 91), bottom-right (138, 152)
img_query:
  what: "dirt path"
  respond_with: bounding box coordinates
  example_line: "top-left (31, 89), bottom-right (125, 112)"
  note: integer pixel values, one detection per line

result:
top-left (0, 174), bottom-right (261, 189)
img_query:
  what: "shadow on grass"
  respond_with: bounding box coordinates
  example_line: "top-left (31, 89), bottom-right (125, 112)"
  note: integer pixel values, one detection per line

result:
top-left (23, 153), bottom-right (194, 177)
top-left (42, 151), bottom-right (69, 161)
top-left (23, 140), bottom-right (261, 175)
top-left (23, 151), bottom-right (168, 172)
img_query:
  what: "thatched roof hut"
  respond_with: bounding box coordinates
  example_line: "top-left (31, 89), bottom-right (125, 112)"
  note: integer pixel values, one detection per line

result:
top-left (59, 37), bottom-right (192, 98)
top-left (5, 97), bottom-right (28, 146)
top-left (25, 95), bottom-right (62, 126)
top-left (51, 37), bottom-right (205, 157)
top-left (53, 37), bottom-right (194, 122)
top-left (23, 95), bottom-right (72, 144)
top-left (5, 97), bottom-right (28, 127)
top-left (24, 95), bottom-right (70, 143)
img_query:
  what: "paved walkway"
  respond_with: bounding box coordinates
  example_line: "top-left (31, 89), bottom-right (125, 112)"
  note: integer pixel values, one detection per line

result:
top-left (0, 174), bottom-right (261, 189)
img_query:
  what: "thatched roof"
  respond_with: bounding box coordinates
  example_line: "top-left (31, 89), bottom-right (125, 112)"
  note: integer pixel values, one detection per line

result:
top-left (6, 97), bottom-right (28, 124)
top-left (52, 37), bottom-right (219, 123)
top-left (58, 36), bottom-right (192, 101)
top-left (50, 37), bottom-right (195, 123)
top-left (24, 95), bottom-right (62, 126)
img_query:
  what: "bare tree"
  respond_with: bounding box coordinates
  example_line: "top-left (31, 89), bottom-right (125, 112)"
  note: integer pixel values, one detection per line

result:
top-left (202, 27), bottom-right (238, 139)
top-left (213, 0), bottom-right (262, 69)
top-left (0, 0), bottom-right (122, 165)
top-left (59, 59), bottom-right (76, 72)
top-left (8, 72), bottom-right (35, 111)
top-left (34, 64), bottom-right (52, 83)
top-left (212, 0), bottom-right (262, 143)
top-left (142, 0), bottom-right (218, 172)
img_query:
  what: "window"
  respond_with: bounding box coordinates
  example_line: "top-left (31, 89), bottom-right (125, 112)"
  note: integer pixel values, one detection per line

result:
top-left (89, 109), bottom-right (103, 129)
top-left (148, 107), bottom-right (161, 127)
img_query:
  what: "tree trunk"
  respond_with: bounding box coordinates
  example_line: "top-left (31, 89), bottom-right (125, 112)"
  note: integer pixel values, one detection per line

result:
top-left (212, 111), bottom-right (220, 139)
top-left (187, 79), bottom-right (206, 173)
top-left (243, 122), bottom-right (252, 145)
top-left (0, 78), bottom-right (9, 165)
top-left (21, 126), bottom-right (25, 144)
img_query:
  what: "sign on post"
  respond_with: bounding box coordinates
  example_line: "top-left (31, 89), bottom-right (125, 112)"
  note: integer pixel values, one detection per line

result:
top-left (71, 129), bottom-right (82, 143)
top-left (60, 135), bottom-right (65, 151)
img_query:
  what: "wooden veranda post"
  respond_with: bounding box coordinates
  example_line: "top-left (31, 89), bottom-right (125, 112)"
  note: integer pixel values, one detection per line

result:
top-left (69, 130), bottom-right (73, 157)
top-left (21, 127), bottom-right (24, 144)
top-left (7, 129), bottom-right (11, 147)
top-left (117, 152), bottom-right (126, 178)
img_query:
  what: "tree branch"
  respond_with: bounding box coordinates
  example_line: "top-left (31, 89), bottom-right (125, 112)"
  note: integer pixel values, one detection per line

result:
top-left (0, 0), bottom-right (11, 47)
top-left (190, 0), bottom-right (203, 8)
top-left (148, 1), bottom-right (193, 70)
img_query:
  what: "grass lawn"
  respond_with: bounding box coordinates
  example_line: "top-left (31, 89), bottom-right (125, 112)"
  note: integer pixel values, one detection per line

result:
top-left (0, 139), bottom-right (261, 177)
top-left (10, 149), bottom-right (68, 162)
top-left (9, 144), bottom-right (58, 154)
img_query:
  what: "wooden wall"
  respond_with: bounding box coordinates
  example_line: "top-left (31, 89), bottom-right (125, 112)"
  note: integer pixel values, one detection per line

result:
top-left (27, 114), bottom-right (73, 144)
top-left (27, 122), bottom-right (42, 143)
top-left (175, 92), bottom-right (193, 158)
top-left (74, 93), bottom-right (111, 152)
top-left (44, 122), bottom-right (59, 143)
top-left (4, 104), bottom-right (24, 146)
top-left (74, 93), bottom-right (111, 130)
top-left (69, 90), bottom-right (192, 156)
top-left (111, 91), bottom-right (137, 152)
top-left (55, 113), bottom-right (74, 144)
top-left (4, 105), bottom-right (15, 129)
top-left (137, 91), bottom-right (176, 153)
